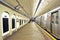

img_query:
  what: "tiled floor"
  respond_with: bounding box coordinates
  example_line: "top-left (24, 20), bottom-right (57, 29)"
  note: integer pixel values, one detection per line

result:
top-left (4, 22), bottom-right (53, 40)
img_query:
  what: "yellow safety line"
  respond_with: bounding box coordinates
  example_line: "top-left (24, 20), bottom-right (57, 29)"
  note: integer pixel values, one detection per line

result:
top-left (35, 23), bottom-right (56, 40)
top-left (44, 30), bottom-right (56, 40)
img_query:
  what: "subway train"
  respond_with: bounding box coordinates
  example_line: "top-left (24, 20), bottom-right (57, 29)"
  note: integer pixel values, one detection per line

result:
top-left (0, 2), bottom-right (29, 40)
top-left (35, 7), bottom-right (60, 39)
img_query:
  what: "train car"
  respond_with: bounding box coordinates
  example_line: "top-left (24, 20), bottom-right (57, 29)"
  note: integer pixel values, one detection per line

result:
top-left (35, 7), bottom-right (60, 39)
top-left (50, 8), bottom-right (60, 39)
top-left (36, 14), bottom-right (48, 29)
top-left (43, 7), bottom-right (60, 39)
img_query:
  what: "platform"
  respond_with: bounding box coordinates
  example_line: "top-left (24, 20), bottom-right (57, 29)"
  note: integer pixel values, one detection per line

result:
top-left (4, 22), bottom-right (56, 40)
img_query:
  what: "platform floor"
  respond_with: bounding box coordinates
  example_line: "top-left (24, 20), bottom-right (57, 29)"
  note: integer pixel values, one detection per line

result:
top-left (4, 22), bottom-right (54, 40)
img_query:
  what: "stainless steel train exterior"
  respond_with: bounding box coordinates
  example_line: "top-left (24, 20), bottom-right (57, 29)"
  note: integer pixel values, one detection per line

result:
top-left (0, 2), bottom-right (29, 40)
top-left (35, 7), bottom-right (60, 39)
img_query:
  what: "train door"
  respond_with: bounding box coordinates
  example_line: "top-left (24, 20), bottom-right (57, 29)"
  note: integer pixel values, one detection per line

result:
top-left (2, 12), bottom-right (9, 36)
top-left (12, 15), bottom-right (15, 31)
top-left (51, 11), bottom-right (59, 34)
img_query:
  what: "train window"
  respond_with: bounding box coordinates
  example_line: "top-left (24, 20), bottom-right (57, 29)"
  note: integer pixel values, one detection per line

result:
top-left (2, 12), bottom-right (9, 33)
top-left (51, 14), bottom-right (54, 23)
top-left (12, 18), bottom-right (15, 29)
top-left (56, 13), bottom-right (58, 19)
top-left (52, 15), bottom-right (54, 18)
top-left (52, 11), bottom-right (59, 24)
top-left (56, 12), bottom-right (59, 24)
top-left (51, 21), bottom-right (54, 23)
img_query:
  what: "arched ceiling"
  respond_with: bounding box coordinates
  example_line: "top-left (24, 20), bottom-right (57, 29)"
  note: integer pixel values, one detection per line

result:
top-left (3, 0), bottom-right (39, 18)
top-left (1, 0), bottom-right (60, 18)
top-left (34, 0), bottom-right (60, 17)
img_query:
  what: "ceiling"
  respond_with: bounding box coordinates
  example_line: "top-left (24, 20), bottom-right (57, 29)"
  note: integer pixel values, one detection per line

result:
top-left (34, 0), bottom-right (60, 17)
top-left (3, 0), bottom-right (39, 18)
top-left (2, 0), bottom-right (60, 18)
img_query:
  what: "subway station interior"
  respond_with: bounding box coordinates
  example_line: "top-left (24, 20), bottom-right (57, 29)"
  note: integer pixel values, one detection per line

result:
top-left (0, 0), bottom-right (60, 40)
